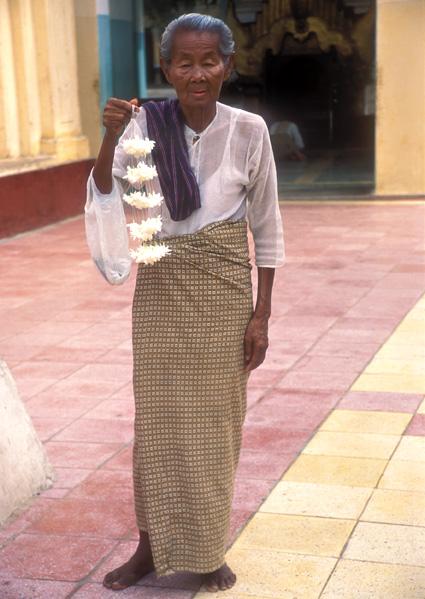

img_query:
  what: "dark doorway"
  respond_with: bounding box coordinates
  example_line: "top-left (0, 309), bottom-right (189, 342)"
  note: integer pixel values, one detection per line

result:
top-left (224, 0), bottom-right (376, 196)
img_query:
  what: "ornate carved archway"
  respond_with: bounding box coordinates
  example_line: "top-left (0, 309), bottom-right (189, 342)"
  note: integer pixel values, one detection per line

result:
top-left (227, 0), bottom-right (375, 79)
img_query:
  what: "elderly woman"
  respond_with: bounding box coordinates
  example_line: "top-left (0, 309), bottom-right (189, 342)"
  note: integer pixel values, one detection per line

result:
top-left (88, 13), bottom-right (284, 593)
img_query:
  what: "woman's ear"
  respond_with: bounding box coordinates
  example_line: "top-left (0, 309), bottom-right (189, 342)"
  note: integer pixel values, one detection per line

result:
top-left (224, 52), bottom-right (236, 81)
top-left (160, 58), bottom-right (173, 84)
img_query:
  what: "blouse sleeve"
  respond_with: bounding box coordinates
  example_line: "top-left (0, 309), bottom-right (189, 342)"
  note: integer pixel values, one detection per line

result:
top-left (246, 119), bottom-right (285, 268)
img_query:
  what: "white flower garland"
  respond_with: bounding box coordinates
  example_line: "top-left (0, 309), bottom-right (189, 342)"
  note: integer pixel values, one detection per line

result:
top-left (123, 190), bottom-right (163, 210)
top-left (122, 136), bottom-right (170, 265)
top-left (122, 135), bottom-right (155, 159)
top-left (127, 216), bottom-right (163, 242)
top-left (123, 162), bottom-right (158, 186)
top-left (130, 244), bottom-right (171, 265)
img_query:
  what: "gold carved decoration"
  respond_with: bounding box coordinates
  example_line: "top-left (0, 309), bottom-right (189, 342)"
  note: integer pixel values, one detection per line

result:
top-left (227, 0), bottom-right (375, 78)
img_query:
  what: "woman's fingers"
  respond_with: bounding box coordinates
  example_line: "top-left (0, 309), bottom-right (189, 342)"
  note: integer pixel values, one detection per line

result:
top-left (244, 317), bottom-right (269, 372)
top-left (245, 340), bottom-right (267, 372)
top-left (104, 97), bottom-right (133, 118)
top-left (129, 98), bottom-right (140, 118)
top-left (244, 333), bottom-right (253, 370)
top-left (103, 98), bottom-right (138, 135)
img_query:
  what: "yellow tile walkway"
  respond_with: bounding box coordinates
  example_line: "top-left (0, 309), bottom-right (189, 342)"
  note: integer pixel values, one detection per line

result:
top-left (352, 295), bottom-right (425, 395)
top-left (194, 295), bottom-right (425, 599)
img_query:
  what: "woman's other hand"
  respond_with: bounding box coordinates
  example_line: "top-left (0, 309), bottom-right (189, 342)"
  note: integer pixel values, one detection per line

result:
top-left (244, 267), bottom-right (275, 372)
top-left (103, 97), bottom-right (139, 138)
top-left (244, 312), bottom-right (269, 372)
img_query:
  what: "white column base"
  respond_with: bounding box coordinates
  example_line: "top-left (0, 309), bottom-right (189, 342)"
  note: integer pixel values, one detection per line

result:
top-left (0, 359), bottom-right (56, 526)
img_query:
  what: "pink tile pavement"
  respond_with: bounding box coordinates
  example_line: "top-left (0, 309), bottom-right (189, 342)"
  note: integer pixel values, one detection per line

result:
top-left (0, 579), bottom-right (76, 599)
top-left (1, 200), bottom-right (424, 597)
top-left (28, 499), bottom-right (135, 538)
top-left (43, 441), bottom-right (122, 469)
top-left (0, 533), bottom-right (117, 580)
top-left (72, 583), bottom-right (195, 598)
top-left (236, 450), bottom-right (296, 480)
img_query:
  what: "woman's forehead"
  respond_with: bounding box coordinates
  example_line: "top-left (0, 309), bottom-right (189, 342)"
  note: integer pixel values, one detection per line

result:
top-left (172, 30), bottom-right (221, 57)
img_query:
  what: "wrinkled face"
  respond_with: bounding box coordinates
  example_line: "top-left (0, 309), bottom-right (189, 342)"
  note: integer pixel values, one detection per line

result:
top-left (161, 30), bottom-right (235, 113)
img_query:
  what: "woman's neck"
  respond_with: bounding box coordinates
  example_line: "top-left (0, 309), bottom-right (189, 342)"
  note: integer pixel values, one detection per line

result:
top-left (180, 103), bottom-right (217, 134)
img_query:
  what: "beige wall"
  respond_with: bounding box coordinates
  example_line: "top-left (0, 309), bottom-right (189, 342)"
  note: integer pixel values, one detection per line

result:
top-left (376, 0), bottom-right (425, 195)
top-left (74, 0), bottom-right (102, 157)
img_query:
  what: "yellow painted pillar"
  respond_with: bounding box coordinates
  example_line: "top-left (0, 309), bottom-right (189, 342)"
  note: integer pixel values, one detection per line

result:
top-left (74, 0), bottom-right (102, 157)
top-left (9, 0), bottom-right (42, 157)
top-left (375, 0), bottom-right (425, 195)
top-left (33, 0), bottom-right (89, 162)
top-left (0, 1), bottom-right (20, 158)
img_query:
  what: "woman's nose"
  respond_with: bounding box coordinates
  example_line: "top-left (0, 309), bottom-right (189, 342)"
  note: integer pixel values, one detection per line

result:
top-left (191, 65), bottom-right (205, 81)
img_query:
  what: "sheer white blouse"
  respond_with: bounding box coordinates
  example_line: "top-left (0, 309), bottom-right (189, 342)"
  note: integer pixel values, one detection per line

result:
top-left (88, 102), bottom-right (285, 268)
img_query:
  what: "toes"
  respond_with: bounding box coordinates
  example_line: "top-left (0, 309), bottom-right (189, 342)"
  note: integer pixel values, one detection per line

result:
top-left (103, 571), bottom-right (126, 591)
top-left (220, 577), bottom-right (235, 590)
top-left (103, 579), bottom-right (127, 591)
top-left (204, 577), bottom-right (236, 592)
top-left (110, 582), bottom-right (127, 591)
top-left (203, 565), bottom-right (237, 592)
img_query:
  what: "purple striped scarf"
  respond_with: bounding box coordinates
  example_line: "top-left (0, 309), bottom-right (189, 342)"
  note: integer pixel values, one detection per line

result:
top-left (143, 98), bottom-right (201, 222)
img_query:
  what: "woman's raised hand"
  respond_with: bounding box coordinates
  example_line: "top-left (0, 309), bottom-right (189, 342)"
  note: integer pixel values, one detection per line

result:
top-left (93, 98), bottom-right (139, 194)
top-left (103, 98), bottom-right (140, 138)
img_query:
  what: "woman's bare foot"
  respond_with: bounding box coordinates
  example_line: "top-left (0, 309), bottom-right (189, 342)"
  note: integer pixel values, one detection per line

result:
top-left (202, 563), bottom-right (237, 592)
top-left (103, 531), bottom-right (154, 591)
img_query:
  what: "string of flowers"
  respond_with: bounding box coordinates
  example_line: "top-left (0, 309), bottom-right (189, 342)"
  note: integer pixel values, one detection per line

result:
top-left (122, 136), bottom-right (171, 265)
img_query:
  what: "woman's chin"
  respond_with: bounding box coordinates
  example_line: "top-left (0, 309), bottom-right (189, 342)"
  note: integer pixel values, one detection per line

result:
top-left (181, 93), bottom-right (216, 108)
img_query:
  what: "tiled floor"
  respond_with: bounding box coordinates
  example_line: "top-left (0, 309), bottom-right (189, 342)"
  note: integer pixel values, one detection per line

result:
top-left (0, 198), bottom-right (424, 598)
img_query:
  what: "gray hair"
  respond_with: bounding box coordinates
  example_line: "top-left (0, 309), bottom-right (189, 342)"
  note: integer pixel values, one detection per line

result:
top-left (159, 14), bottom-right (235, 68)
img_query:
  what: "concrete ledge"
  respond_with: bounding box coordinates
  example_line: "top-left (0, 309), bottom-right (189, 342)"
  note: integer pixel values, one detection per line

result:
top-left (0, 159), bottom-right (95, 239)
top-left (0, 359), bottom-right (56, 526)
